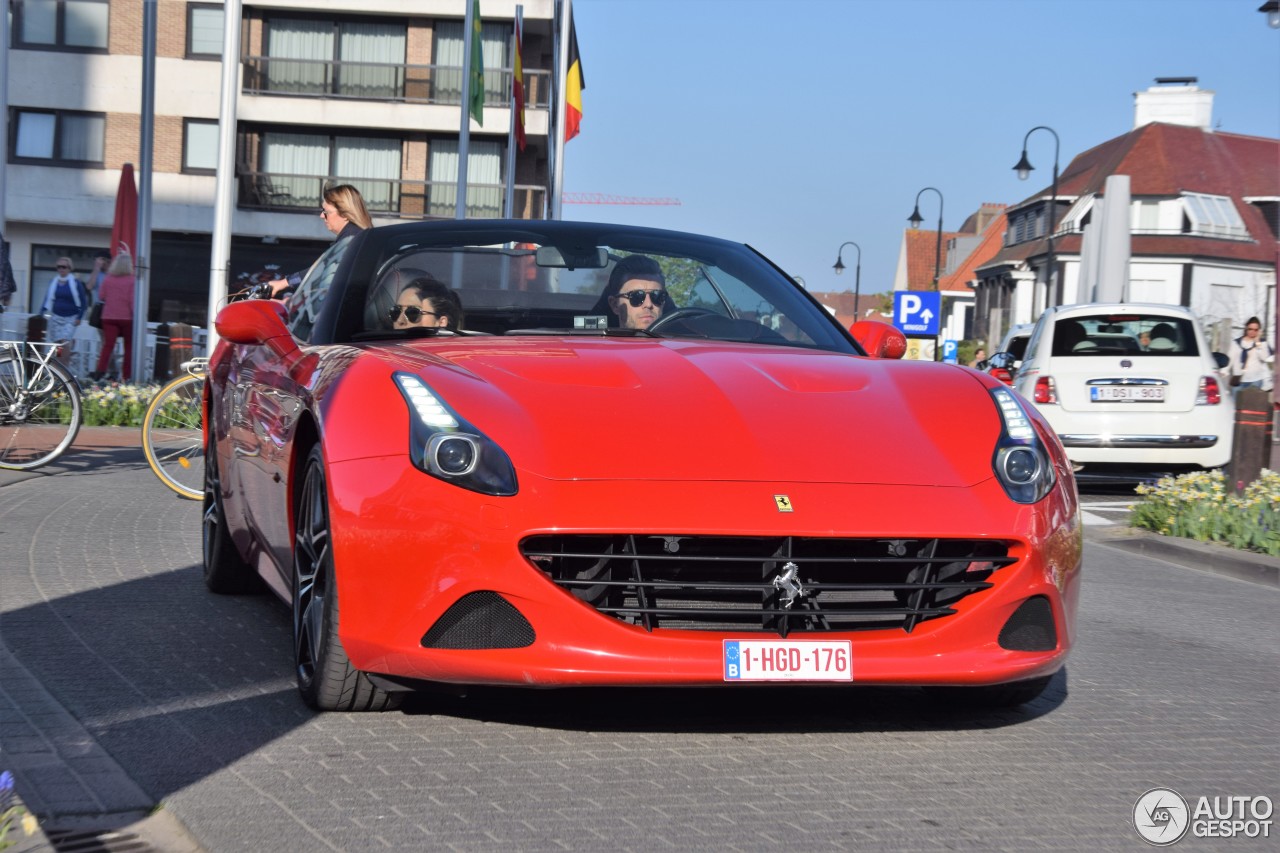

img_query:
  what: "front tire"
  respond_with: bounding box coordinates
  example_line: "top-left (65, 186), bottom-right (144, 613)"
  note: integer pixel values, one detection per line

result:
top-left (293, 445), bottom-right (400, 712)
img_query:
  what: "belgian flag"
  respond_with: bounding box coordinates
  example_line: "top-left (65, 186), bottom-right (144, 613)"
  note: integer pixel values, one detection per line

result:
top-left (564, 13), bottom-right (584, 141)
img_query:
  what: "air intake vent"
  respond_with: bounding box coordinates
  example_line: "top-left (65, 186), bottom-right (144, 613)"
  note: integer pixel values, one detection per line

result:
top-left (999, 595), bottom-right (1057, 651)
top-left (421, 591), bottom-right (535, 649)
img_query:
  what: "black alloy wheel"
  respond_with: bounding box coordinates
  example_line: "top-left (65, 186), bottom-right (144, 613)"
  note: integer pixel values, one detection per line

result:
top-left (293, 445), bottom-right (401, 712)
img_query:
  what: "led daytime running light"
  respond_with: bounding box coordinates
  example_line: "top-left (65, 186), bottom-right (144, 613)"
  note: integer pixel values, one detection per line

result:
top-left (993, 388), bottom-right (1034, 440)
top-left (394, 375), bottom-right (458, 428)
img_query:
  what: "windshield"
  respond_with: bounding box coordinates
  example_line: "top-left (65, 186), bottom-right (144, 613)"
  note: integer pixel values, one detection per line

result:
top-left (317, 225), bottom-right (857, 354)
top-left (1051, 312), bottom-right (1200, 357)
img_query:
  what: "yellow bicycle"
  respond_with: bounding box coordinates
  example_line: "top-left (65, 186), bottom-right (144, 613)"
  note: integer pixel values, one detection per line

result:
top-left (141, 357), bottom-right (207, 500)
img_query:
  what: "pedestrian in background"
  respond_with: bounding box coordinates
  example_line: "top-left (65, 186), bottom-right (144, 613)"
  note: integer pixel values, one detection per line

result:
top-left (1227, 316), bottom-right (1274, 394)
top-left (968, 348), bottom-right (987, 367)
top-left (90, 252), bottom-right (136, 382)
top-left (87, 251), bottom-right (110, 302)
top-left (40, 257), bottom-right (88, 362)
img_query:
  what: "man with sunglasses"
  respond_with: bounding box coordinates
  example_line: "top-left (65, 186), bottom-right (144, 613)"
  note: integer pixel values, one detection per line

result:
top-left (600, 254), bottom-right (669, 331)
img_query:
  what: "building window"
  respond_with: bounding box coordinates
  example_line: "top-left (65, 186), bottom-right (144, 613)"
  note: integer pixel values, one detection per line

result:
top-left (257, 131), bottom-right (402, 211)
top-left (427, 140), bottom-right (502, 219)
top-left (262, 17), bottom-right (406, 99)
top-left (14, 0), bottom-right (109, 51)
top-left (187, 4), bottom-right (224, 59)
top-left (183, 119), bottom-right (219, 173)
top-left (11, 109), bottom-right (105, 165)
top-left (1181, 192), bottom-right (1248, 239)
top-left (433, 20), bottom-right (510, 105)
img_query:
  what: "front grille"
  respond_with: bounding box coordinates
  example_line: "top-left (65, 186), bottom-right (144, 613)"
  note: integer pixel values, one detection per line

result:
top-left (521, 535), bottom-right (1011, 636)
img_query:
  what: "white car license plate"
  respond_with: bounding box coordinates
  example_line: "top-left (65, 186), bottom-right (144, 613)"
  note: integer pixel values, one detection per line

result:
top-left (1090, 385), bottom-right (1165, 402)
top-left (723, 640), bottom-right (852, 682)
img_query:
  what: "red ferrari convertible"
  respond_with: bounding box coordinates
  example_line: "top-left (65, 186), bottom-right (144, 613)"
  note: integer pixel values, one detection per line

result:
top-left (205, 220), bottom-right (1081, 712)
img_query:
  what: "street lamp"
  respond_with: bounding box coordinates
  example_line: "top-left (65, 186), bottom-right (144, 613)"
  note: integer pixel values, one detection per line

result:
top-left (832, 241), bottom-right (862, 315)
top-left (907, 187), bottom-right (943, 291)
top-left (1013, 125), bottom-right (1060, 310)
top-left (1261, 1), bottom-right (1280, 28)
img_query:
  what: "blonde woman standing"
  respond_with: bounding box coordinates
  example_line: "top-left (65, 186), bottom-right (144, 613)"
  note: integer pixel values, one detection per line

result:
top-left (90, 252), bottom-right (137, 382)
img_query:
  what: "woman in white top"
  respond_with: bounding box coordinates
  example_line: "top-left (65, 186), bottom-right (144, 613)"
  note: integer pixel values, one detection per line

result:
top-left (1227, 316), bottom-right (1275, 393)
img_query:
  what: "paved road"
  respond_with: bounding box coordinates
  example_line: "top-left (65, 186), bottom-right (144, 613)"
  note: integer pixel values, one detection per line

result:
top-left (1, 436), bottom-right (1277, 851)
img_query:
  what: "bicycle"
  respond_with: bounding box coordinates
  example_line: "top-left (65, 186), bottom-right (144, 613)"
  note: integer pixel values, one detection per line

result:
top-left (140, 274), bottom-right (277, 499)
top-left (0, 339), bottom-right (83, 470)
top-left (141, 356), bottom-right (207, 499)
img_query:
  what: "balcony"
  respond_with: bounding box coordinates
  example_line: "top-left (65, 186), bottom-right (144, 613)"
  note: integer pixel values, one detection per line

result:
top-left (241, 56), bottom-right (550, 109)
top-left (239, 171), bottom-right (547, 221)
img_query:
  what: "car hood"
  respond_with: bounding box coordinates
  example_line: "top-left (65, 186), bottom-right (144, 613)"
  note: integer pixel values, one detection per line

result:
top-left (363, 338), bottom-right (1003, 487)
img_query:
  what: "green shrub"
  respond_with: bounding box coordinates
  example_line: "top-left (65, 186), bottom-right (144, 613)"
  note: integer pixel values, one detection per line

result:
top-left (1131, 469), bottom-right (1280, 557)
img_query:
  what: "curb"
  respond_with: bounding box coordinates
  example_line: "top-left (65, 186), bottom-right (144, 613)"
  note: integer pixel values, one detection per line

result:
top-left (1085, 524), bottom-right (1280, 587)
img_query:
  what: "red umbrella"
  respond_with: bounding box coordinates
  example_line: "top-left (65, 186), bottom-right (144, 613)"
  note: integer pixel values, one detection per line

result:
top-left (111, 163), bottom-right (138, 259)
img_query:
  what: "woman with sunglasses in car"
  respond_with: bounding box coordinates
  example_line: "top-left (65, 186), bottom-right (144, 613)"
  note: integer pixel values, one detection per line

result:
top-left (390, 276), bottom-right (463, 331)
top-left (595, 254), bottom-right (669, 331)
top-left (268, 184), bottom-right (373, 298)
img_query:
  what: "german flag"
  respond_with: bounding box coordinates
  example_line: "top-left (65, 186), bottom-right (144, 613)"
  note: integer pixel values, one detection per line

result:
top-left (564, 12), bottom-right (584, 141)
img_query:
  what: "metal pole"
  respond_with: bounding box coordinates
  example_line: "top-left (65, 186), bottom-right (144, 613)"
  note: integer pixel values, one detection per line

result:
top-left (131, 0), bottom-right (157, 382)
top-left (503, 6), bottom-right (523, 219)
top-left (1015, 126), bottom-right (1060, 310)
top-left (833, 241), bottom-right (862, 317)
top-left (549, 0), bottom-right (572, 220)
top-left (207, 0), bottom-right (244, 355)
top-left (456, 0), bottom-right (476, 219)
top-left (0, 2), bottom-right (9, 240)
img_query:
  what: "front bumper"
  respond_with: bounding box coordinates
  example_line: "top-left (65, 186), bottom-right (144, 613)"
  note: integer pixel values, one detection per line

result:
top-left (325, 458), bottom-right (1082, 689)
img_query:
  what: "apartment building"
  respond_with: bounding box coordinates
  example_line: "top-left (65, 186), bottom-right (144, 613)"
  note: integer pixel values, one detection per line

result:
top-left (3, 0), bottom-right (557, 328)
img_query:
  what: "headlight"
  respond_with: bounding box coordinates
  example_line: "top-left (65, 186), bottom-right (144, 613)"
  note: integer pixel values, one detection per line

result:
top-left (990, 387), bottom-right (1055, 503)
top-left (394, 373), bottom-right (517, 496)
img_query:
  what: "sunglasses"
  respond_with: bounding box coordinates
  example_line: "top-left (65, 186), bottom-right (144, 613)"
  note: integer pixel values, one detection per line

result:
top-left (1246, 326), bottom-right (1260, 331)
top-left (388, 305), bottom-right (438, 324)
top-left (615, 289), bottom-right (668, 307)
top-left (319, 208), bottom-right (334, 219)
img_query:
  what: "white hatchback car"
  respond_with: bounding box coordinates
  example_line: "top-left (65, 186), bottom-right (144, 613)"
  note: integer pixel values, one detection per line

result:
top-left (1013, 303), bottom-right (1234, 478)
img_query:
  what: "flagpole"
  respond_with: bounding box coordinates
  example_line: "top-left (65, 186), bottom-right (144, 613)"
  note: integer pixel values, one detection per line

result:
top-left (206, 0), bottom-right (243, 356)
top-left (549, 0), bottom-right (571, 220)
top-left (131, 0), bottom-right (157, 382)
top-left (503, 6), bottom-right (523, 219)
top-left (456, 0), bottom-right (477, 219)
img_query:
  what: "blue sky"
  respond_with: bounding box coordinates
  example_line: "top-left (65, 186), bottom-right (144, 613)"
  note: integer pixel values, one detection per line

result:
top-left (561, 0), bottom-right (1280, 295)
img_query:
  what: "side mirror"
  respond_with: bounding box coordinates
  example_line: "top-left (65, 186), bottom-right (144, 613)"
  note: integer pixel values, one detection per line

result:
top-left (215, 300), bottom-right (312, 380)
top-left (1212, 352), bottom-right (1229, 370)
top-left (849, 320), bottom-right (907, 359)
top-left (985, 351), bottom-right (1017, 370)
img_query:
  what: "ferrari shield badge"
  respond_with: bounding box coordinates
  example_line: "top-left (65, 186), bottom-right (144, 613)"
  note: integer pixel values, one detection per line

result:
top-left (774, 495), bottom-right (793, 512)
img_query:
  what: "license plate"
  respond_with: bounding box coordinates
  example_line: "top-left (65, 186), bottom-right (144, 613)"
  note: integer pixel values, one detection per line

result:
top-left (1090, 385), bottom-right (1165, 402)
top-left (723, 640), bottom-right (852, 682)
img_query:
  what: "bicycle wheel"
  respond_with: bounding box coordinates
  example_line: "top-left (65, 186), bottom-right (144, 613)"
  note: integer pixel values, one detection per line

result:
top-left (0, 355), bottom-right (82, 470)
top-left (142, 372), bottom-right (205, 500)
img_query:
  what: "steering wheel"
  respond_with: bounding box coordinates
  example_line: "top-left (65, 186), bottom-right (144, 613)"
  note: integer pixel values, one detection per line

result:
top-left (645, 307), bottom-right (718, 336)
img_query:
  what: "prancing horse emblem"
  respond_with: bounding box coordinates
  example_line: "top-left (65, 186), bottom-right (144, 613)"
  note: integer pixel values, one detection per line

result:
top-left (773, 562), bottom-right (806, 609)
top-left (774, 495), bottom-right (793, 512)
